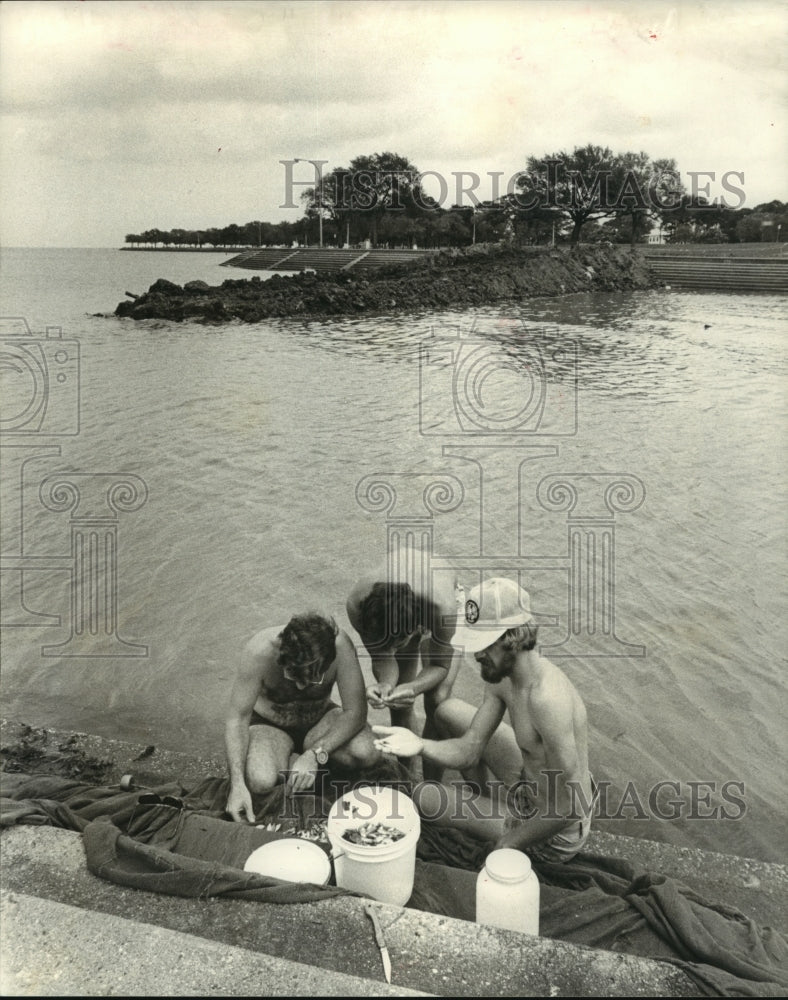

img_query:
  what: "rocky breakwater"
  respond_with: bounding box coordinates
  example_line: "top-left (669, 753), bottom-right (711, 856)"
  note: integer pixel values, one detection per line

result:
top-left (114, 245), bottom-right (656, 323)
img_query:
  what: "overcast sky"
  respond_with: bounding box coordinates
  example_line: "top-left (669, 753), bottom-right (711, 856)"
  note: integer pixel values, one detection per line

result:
top-left (1, 0), bottom-right (785, 247)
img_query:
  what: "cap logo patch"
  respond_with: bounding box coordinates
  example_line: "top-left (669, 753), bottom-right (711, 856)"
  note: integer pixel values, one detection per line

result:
top-left (465, 599), bottom-right (480, 624)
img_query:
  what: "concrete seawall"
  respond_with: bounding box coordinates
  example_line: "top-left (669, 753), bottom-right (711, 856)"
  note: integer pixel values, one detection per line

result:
top-left (1, 720), bottom-right (786, 996)
top-left (644, 254), bottom-right (788, 292)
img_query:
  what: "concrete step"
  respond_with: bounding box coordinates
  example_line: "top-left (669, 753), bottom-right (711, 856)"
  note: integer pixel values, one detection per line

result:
top-left (1, 719), bottom-right (784, 929)
top-left (587, 831), bottom-right (788, 930)
top-left (648, 265), bottom-right (787, 274)
top-left (2, 722), bottom-right (785, 996)
top-left (646, 258), bottom-right (788, 292)
top-left (1, 891), bottom-right (432, 998)
top-left (222, 248), bottom-right (438, 274)
top-left (1, 825), bottom-right (699, 997)
top-left (645, 258), bottom-right (788, 265)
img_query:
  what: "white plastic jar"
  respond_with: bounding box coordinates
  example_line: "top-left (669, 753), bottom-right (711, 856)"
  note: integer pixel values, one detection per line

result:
top-left (475, 848), bottom-right (540, 935)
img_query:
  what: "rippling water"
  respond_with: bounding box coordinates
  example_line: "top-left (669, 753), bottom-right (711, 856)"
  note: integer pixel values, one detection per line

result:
top-left (1, 248), bottom-right (785, 863)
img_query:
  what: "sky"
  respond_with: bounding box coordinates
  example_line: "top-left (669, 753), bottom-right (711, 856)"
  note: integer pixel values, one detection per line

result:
top-left (1, 0), bottom-right (785, 247)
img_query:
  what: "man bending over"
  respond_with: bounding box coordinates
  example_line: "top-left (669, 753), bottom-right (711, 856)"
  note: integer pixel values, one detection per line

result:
top-left (346, 548), bottom-right (459, 735)
top-left (225, 612), bottom-right (379, 823)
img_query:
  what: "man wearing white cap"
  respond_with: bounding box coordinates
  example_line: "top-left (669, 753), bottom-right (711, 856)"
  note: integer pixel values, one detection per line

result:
top-left (373, 577), bottom-right (597, 861)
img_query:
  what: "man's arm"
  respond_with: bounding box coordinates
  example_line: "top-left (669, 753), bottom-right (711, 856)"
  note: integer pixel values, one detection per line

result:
top-left (366, 648), bottom-right (401, 707)
top-left (304, 630), bottom-right (368, 755)
top-left (224, 639), bottom-right (266, 822)
top-left (385, 599), bottom-right (456, 706)
top-left (496, 693), bottom-right (585, 851)
top-left (373, 688), bottom-right (506, 769)
top-left (346, 588), bottom-right (400, 707)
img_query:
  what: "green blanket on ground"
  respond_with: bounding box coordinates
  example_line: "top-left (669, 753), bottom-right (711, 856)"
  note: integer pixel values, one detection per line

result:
top-left (2, 769), bottom-right (786, 997)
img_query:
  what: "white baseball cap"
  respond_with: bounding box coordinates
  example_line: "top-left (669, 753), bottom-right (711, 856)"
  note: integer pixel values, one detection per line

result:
top-left (452, 578), bottom-right (534, 654)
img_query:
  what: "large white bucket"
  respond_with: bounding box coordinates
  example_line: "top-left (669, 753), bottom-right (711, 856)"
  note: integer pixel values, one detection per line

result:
top-left (326, 785), bottom-right (421, 906)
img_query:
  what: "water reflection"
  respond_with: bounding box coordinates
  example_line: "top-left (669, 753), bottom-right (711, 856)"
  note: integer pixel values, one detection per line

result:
top-left (274, 292), bottom-right (787, 402)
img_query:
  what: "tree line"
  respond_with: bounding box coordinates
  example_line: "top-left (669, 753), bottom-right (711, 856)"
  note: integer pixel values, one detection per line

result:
top-left (125, 145), bottom-right (786, 250)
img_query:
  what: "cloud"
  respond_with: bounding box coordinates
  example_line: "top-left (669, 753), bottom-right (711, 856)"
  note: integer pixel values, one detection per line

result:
top-left (1, 0), bottom-right (785, 246)
top-left (1, 1), bottom-right (438, 111)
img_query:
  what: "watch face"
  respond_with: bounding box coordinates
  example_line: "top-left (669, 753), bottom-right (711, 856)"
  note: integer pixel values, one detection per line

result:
top-left (314, 748), bottom-right (329, 765)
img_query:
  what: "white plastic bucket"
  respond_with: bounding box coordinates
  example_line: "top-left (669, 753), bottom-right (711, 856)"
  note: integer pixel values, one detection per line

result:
top-left (326, 785), bottom-right (420, 906)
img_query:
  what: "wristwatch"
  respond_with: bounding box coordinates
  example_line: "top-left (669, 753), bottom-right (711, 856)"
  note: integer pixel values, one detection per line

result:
top-left (311, 746), bottom-right (329, 766)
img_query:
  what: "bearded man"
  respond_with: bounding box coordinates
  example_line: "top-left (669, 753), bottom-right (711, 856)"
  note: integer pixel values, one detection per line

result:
top-left (373, 578), bottom-right (597, 861)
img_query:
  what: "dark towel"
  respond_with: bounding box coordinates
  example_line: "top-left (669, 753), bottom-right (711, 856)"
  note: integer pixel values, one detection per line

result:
top-left (2, 769), bottom-right (786, 997)
top-left (83, 816), bottom-right (352, 904)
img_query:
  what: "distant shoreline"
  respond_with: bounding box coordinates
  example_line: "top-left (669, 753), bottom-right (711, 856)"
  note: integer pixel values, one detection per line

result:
top-left (119, 246), bottom-right (239, 253)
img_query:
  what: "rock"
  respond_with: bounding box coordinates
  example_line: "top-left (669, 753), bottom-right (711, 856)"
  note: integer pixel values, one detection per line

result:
top-left (147, 278), bottom-right (183, 296)
top-left (115, 246), bottom-right (658, 324)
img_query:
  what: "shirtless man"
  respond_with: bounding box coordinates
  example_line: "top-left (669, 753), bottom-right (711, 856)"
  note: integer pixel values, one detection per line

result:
top-left (346, 549), bottom-right (460, 735)
top-left (225, 612), bottom-right (379, 823)
top-left (373, 578), bottom-right (596, 861)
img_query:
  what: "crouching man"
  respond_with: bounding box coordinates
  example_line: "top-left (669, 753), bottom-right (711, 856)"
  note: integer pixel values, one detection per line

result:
top-left (373, 578), bottom-right (598, 862)
top-left (225, 612), bottom-right (379, 823)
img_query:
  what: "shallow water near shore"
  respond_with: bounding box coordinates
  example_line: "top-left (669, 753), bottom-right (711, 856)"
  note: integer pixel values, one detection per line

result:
top-left (1, 248), bottom-right (786, 864)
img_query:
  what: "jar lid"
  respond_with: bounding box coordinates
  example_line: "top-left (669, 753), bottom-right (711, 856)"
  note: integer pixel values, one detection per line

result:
top-left (484, 848), bottom-right (533, 882)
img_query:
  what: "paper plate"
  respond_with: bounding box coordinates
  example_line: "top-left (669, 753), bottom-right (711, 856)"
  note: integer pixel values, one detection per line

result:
top-left (243, 838), bottom-right (331, 884)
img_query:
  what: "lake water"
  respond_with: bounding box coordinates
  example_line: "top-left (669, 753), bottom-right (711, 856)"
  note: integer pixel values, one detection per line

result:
top-left (1, 247), bottom-right (785, 864)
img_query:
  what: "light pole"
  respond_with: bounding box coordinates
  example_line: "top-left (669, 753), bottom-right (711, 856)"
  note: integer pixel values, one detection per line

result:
top-left (294, 158), bottom-right (324, 248)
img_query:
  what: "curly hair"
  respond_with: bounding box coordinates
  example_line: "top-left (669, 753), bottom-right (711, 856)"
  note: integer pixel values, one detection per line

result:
top-left (277, 613), bottom-right (338, 684)
top-left (499, 622), bottom-right (538, 652)
top-left (359, 582), bottom-right (424, 648)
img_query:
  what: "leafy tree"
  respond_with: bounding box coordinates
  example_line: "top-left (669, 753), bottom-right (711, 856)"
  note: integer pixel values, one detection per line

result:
top-left (515, 145), bottom-right (688, 245)
top-left (514, 144), bottom-right (623, 244)
top-left (301, 152), bottom-right (425, 247)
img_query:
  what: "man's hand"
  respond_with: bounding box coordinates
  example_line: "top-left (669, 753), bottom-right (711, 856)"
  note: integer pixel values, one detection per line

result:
top-left (366, 682), bottom-right (393, 709)
top-left (372, 725), bottom-right (425, 757)
top-left (286, 750), bottom-right (318, 793)
top-left (494, 826), bottom-right (531, 851)
top-left (384, 685), bottom-right (416, 707)
top-left (226, 782), bottom-right (255, 824)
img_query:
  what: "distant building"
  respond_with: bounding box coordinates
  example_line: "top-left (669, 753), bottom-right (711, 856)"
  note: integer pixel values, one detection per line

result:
top-left (647, 227), bottom-right (665, 245)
